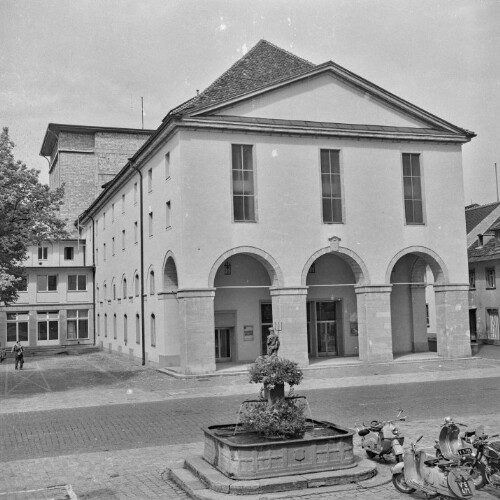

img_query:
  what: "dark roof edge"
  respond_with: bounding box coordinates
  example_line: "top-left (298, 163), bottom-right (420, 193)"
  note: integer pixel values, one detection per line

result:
top-left (40, 123), bottom-right (156, 156)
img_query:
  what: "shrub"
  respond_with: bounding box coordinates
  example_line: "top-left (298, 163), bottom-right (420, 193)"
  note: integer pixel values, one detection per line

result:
top-left (248, 355), bottom-right (303, 389)
top-left (240, 395), bottom-right (307, 439)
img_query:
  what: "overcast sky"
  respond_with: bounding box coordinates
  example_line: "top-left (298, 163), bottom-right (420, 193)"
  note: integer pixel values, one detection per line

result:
top-left (1, 0), bottom-right (499, 205)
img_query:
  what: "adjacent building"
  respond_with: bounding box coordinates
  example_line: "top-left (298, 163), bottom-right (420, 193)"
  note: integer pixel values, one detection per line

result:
top-left (466, 202), bottom-right (500, 344)
top-left (75, 40), bottom-right (476, 374)
top-left (0, 125), bottom-right (153, 351)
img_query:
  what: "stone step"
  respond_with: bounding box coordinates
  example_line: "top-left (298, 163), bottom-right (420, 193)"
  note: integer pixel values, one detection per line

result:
top-left (168, 455), bottom-right (387, 498)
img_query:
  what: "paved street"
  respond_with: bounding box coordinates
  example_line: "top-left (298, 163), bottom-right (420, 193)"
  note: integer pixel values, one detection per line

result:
top-left (0, 348), bottom-right (499, 499)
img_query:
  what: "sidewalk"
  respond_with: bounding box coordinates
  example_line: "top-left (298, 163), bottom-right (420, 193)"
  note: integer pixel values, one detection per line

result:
top-left (0, 346), bottom-right (499, 499)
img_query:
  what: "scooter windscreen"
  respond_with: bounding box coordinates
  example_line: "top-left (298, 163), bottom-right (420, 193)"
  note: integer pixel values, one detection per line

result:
top-left (438, 425), bottom-right (472, 461)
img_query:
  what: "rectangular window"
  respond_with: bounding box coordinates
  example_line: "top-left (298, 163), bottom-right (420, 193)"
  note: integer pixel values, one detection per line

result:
top-left (121, 193), bottom-right (125, 213)
top-left (103, 243), bottom-right (106, 261)
top-left (124, 315), bottom-right (128, 345)
top-left (469, 270), bottom-right (476, 290)
top-left (166, 201), bottom-right (171, 228)
top-left (112, 203), bottom-right (115, 222)
top-left (486, 267), bottom-right (496, 289)
top-left (67, 310), bottom-right (89, 339)
top-left (37, 311), bottom-right (59, 341)
top-left (151, 314), bottom-right (156, 347)
top-left (112, 237), bottom-right (115, 256)
top-left (19, 274), bottom-right (28, 291)
top-left (103, 212), bottom-right (106, 229)
top-left (402, 153), bottom-right (424, 224)
top-left (37, 275), bottom-right (57, 292)
top-left (38, 247), bottom-right (48, 260)
top-left (64, 247), bottom-right (74, 260)
top-left (6, 313), bottom-right (29, 343)
top-left (320, 149), bottom-right (342, 223)
top-left (136, 314), bottom-right (140, 344)
top-left (232, 144), bottom-right (255, 222)
top-left (165, 152), bottom-right (170, 179)
top-left (113, 314), bottom-right (117, 340)
top-left (122, 230), bottom-right (125, 250)
top-left (134, 221), bottom-right (138, 243)
top-left (134, 183), bottom-right (138, 204)
top-left (68, 275), bottom-right (87, 291)
top-left (487, 308), bottom-right (500, 340)
top-left (149, 212), bottom-right (153, 237)
top-left (148, 168), bottom-right (153, 192)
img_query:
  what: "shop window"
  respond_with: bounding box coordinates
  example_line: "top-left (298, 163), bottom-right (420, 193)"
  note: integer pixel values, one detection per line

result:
top-left (67, 310), bottom-right (89, 339)
top-left (37, 311), bottom-right (59, 341)
top-left (6, 313), bottom-right (29, 343)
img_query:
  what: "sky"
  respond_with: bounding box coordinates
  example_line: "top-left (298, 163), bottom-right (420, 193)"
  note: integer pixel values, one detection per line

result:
top-left (1, 0), bottom-right (499, 205)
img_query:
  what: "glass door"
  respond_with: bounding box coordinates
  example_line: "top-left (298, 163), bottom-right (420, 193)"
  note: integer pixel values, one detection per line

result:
top-left (215, 328), bottom-right (231, 362)
top-left (37, 311), bottom-right (59, 345)
top-left (316, 301), bottom-right (338, 356)
top-left (260, 303), bottom-right (273, 355)
top-left (6, 313), bottom-right (29, 347)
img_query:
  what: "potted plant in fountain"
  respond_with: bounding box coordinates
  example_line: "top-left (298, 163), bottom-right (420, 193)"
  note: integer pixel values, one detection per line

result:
top-left (240, 330), bottom-right (307, 439)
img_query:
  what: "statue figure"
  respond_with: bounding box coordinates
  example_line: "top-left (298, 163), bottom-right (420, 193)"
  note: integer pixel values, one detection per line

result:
top-left (266, 328), bottom-right (280, 356)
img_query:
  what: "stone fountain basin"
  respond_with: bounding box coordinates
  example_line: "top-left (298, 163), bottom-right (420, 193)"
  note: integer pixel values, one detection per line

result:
top-left (203, 419), bottom-right (355, 480)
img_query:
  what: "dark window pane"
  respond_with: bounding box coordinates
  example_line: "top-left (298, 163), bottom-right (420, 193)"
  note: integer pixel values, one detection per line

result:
top-left (243, 170), bottom-right (254, 195)
top-left (7, 324), bottom-right (17, 342)
top-left (403, 177), bottom-right (413, 198)
top-left (412, 179), bottom-right (422, 200)
top-left (321, 174), bottom-right (333, 196)
top-left (48, 275), bottom-right (57, 291)
top-left (402, 154), bottom-right (411, 176)
top-left (67, 320), bottom-right (77, 339)
top-left (68, 275), bottom-right (76, 291)
top-left (78, 275), bottom-right (86, 291)
top-left (18, 322), bottom-right (28, 342)
top-left (233, 196), bottom-right (244, 221)
top-left (37, 275), bottom-right (47, 291)
top-left (232, 170), bottom-right (244, 194)
top-left (49, 321), bottom-right (58, 340)
top-left (78, 319), bottom-right (88, 339)
top-left (405, 200), bottom-right (415, 223)
top-left (411, 154), bottom-right (421, 176)
top-left (243, 196), bottom-right (255, 221)
top-left (331, 174), bottom-right (342, 197)
top-left (331, 199), bottom-right (343, 222)
top-left (242, 145), bottom-right (253, 170)
top-left (329, 151), bottom-right (340, 174)
top-left (322, 198), bottom-right (333, 223)
top-left (317, 301), bottom-right (336, 321)
top-left (38, 322), bottom-right (48, 341)
top-left (231, 145), bottom-right (242, 170)
top-left (261, 303), bottom-right (273, 323)
top-left (320, 150), bottom-right (330, 173)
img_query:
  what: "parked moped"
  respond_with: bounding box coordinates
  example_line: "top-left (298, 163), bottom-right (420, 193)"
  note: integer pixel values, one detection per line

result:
top-left (392, 435), bottom-right (476, 499)
top-left (468, 426), bottom-right (500, 489)
top-left (356, 409), bottom-right (406, 463)
top-left (434, 417), bottom-right (486, 489)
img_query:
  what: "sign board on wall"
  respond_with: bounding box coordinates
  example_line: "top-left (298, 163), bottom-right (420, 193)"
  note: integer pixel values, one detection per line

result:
top-left (243, 325), bottom-right (254, 341)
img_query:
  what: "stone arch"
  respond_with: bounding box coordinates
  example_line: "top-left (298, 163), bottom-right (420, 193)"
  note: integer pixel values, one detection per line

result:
top-left (385, 246), bottom-right (449, 285)
top-left (301, 246), bottom-right (370, 286)
top-left (162, 251), bottom-right (179, 292)
top-left (121, 274), bottom-right (128, 299)
top-left (147, 264), bottom-right (156, 295)
top-left (208, 246), bottom-right (284, 288)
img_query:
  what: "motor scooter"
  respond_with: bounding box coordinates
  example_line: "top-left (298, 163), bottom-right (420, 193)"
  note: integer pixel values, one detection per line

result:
top-left (392, 435), bottom-right (476, 499)
top-left (356, 409), bottom-right (406, 463)
top-left (468, 426), bottom-right (500, 489)
top-left (434, 416), bottom-right (485, 489)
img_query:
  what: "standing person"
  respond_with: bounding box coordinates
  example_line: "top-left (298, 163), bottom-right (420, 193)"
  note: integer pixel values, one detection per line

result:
top-left (11, 340), bottom-right (24, 370)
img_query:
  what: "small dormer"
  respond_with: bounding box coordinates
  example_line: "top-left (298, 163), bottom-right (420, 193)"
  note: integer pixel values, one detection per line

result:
top-left (477, 234), bottom-right (484, 247)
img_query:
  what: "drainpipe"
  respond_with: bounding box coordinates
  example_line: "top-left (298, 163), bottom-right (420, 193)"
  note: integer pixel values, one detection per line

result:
top-left (130, 161), bottom-right (146, 365)
top-left (89, 215), bottom-right (96, 347)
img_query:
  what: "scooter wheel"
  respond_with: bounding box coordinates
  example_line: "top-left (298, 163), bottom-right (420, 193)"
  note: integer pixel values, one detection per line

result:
top-left (395, 454), bottom-right (403, 463)
top-left (392, 473), bottom-right (416, 494)
top-left (463, 457), bottom-right (487, 490)
top-left (365, 450), bottom-right (377, 459)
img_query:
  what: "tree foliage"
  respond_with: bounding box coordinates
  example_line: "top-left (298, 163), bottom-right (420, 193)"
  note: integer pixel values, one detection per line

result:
top-left (0, 127), bottom-right (68, 304)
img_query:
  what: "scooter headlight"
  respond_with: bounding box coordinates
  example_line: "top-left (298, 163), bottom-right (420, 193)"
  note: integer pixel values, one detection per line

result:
top-left (393, 428), bottom-right (399, 436)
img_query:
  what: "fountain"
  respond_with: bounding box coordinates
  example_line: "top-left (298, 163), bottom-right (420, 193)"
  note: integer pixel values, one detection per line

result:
top-left (168, 330), bottom-right (378, 496)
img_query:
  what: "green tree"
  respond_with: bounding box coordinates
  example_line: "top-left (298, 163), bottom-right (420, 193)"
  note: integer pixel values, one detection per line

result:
top-left (0, 127), bottom-right (68, 304)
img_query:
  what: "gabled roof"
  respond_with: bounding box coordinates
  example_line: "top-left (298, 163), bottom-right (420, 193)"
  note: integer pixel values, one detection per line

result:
top-left (468, 237), bottom-right (500, 262)
top-left (167, 40), bottom-right (314, 118)
top-left (465, 202), bottom-right (500, 258)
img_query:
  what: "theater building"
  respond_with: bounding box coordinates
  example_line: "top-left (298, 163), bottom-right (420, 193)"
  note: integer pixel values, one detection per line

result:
top-left (76, 40), bottom-right (475, 374)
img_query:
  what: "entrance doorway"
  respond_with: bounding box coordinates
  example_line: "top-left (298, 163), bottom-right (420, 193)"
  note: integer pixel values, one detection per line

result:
top-left (469, 309), bottom-right (477, 341)
top-left (215, 328), bottom-right (232, 362)
top-left (316, 301), bottom-right (339, 356)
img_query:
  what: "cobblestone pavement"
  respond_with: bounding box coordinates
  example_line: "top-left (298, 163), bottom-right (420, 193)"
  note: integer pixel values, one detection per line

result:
top-left (0, 347), bottom-right (499, 499)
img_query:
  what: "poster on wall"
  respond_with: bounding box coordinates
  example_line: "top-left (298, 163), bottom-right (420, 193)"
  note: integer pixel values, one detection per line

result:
top-left (243, 325), bottom-right (254, 341)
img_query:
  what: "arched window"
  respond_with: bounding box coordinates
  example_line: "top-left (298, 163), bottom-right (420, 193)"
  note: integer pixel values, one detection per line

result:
top-left (135, 314), bottom-right (140, 344)
top-left (149, 271), bottom-right (155, 295)
top-left (97, 313), bottom-right (100, 336)
top-left (150, 314), bottom-right (156, 347)
top-left (104, 284), bottom-right (107, 301)
top-left (96, 286), bottom-right (100, 303)
top-left (113, 283), bottom-right (116, 300)
top-left (124, 314), bottom-right (128, 345)
top-left (122, 278), bottom-right (127, 299)
top-left (113, 314), bottom-right (117, 339)
top-left (135, 274), bottom-right (140, 297)
top-left (104, 313), bottom-right (108, 337)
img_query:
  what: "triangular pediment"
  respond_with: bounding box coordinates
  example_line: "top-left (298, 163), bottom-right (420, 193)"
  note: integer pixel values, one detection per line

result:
top-left (209, 71), bottom-right (431, 129)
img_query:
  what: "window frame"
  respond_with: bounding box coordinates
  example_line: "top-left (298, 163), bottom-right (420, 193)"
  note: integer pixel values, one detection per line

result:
top-left (37, 274), bottom-right (58, 292)
top-left (68, 274), bottom-right (87, 291)
top-left (6, 312), bottom-right (29, 343)
top-left (469, 269), bottom-right (476, 290)
top-left (67, 309), bottom-right (89, 340)
top-left (486, 267), bottom-right (496, 289)
top-left (37, 311), bottom-right (59, 341)
top-left (320, 148), bottom-right (344, 224)
top-left (402, 152), bottom-right (425, 225)
top-left (38, 247), bottom-right (48, 260)
top-left (64, 247), bottom-right (74, 261)
top-left (231, 144), bottom-right (257, 223)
